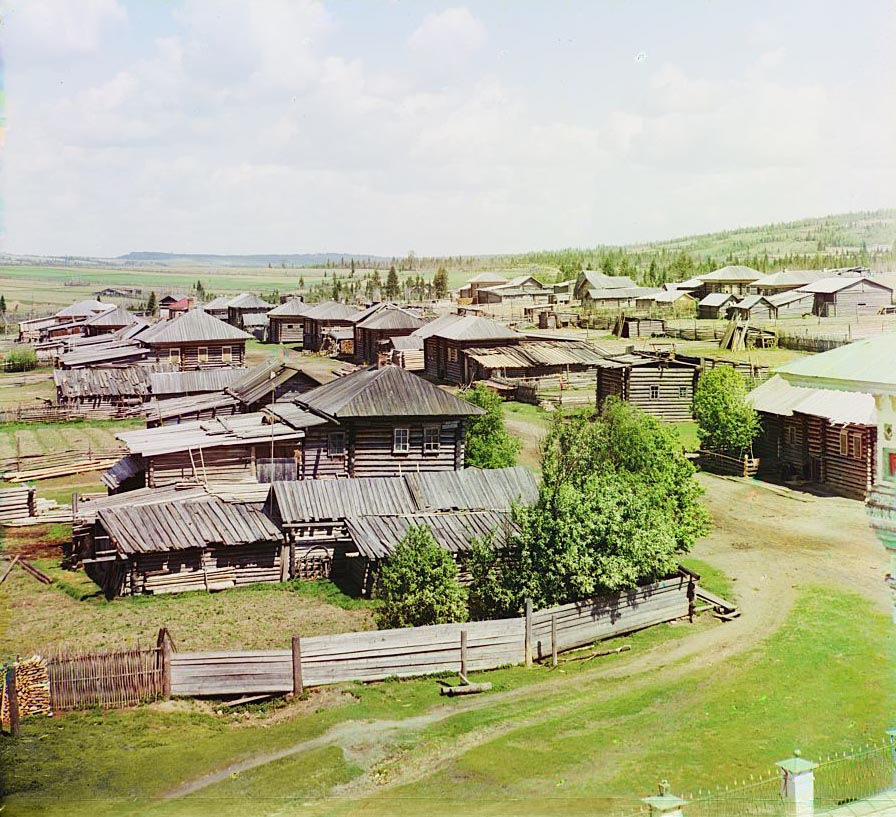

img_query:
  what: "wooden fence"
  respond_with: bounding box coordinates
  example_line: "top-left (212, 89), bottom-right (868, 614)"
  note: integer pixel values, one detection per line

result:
top-left (170, 576), bottom-right (692, 697)
top-left (697, 450), bottom-right (761, 478)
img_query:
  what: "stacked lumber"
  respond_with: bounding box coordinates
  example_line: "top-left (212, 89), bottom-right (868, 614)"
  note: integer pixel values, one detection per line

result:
top-left (3, 498), bottom-right (74, 527)
top-left (1, 657), bottom-right (52, 723)
top-left (0, 487), bottom-right (36, 522)
top-left (3, 455), bottom-right (122, 483)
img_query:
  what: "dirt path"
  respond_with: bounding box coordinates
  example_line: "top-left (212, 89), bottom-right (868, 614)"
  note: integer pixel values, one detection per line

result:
top-left (164, 474), bottom-right (890, 803)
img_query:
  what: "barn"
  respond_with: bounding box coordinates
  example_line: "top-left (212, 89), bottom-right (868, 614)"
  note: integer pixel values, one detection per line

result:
top-left (353, 305), bottom-right (424, 365)
top-left (139, 308), bottom-right (252, 369)
top-left (301, 301), bottom-right (360, 352)
top-left (83, 307), bottom-right (139, 337)
top-left (54, 363), bottom-right (173, 415)
top-left (573, 271), bottom-right (637, 302)
top-left (796, 276), bottom-right (893, 317)
top-left (747, 374), bottom-right (877, 500)
top-left (697, 293), bottom-right (738, 320)
top-left (766, 290), bottom-right (816, 318)
top-left (474, 275), bottom-right (553, 306)
top-left (423, 315), bottom-right (521, 384)
top-left (226, 293), bottom-right (273, 329)
top-left (293, 364), bottom-right (485, 478)
top-left (462, 340), bottom-right (606, 382)
top-left (595, 352), bottom-right (699, 421)
top-left (267, 298), bottom-right (310, 344)
top-left (457, 272), bottom-right (508, 301)
top-left (726, 295), bottom-right (776, 321)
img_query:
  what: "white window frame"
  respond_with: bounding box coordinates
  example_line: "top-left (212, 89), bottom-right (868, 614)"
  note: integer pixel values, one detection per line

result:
top-left (649, 384), bottom-right (660, 400)
top-left (221, 345), bottom-right (233, 363)
top-left (197, 346), bottom-right (209, 363)
top-left (447, 346), bottom-right (458, 363)
top-left (839, 430), bottom-right (849, 457)
top-left (168, 348), bottom-right (181, 363)
top-left (393, 427), bottom-right (410, 454)
top-left (328, 432), bottom-right (346, 458)
top-left (423, 425), bottom-right (441, 453)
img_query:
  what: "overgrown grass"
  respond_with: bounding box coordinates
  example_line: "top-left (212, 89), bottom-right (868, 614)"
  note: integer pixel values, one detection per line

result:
top-left (668, 420), bottom-right (700, 452)
top-left (679, 558), bottom-right (735, 603)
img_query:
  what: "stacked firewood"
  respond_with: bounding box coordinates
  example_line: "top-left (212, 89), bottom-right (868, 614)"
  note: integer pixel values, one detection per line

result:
top-left (1, 657), bottom-right (52, 725)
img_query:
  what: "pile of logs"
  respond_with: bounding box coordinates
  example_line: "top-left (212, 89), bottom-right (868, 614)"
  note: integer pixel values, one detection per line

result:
top-left (2, 451), bottom-right (123, 483)
top-left (0, 487), bottom-right (36, 522)
top-left (2, 657), bottom-right (52, 728)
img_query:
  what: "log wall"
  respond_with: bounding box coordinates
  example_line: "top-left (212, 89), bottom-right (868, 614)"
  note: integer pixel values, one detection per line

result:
top-left (268, 317), bottom-right (304, 344)
top-left (147, 342), bottom-right (246, 370)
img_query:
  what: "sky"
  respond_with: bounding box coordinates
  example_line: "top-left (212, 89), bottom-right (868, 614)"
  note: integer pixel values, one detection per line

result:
top-left (1, 0), bottom-right (895, 258)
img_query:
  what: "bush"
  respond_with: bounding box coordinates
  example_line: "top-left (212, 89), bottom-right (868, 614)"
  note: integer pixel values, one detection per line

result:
top-left (462, 383), bottom-right (520, 469)
top-left (374, 525), bottom-right (468, 629)
top-left (692, 367), bottom-right (760, 455)
top-left (4, 347), bottom-right (38, 372)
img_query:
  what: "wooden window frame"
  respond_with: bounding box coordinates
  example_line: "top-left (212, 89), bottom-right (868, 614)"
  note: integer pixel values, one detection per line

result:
top-left (328, 432), bottom-right (346, 458)
top-left (839, 430), bottom-right (849, 457)
top-left (168, 348), bottom-right (181, 363)
top-left (197, 346), bottom-right (209, 363)
top-left (221, 346), bottom-right (233, 363)
top-left (393, 427), bottom-right (410, 454)
top-left (678, 385), bottom-right (688, 399)
top-left (849, 430), bottom-right (863, 460)
top-left (447, 346), bottom-right (458, 363)
top-left (649, 384), bottom-right (660, 400)
top-left (423, 425), bottom-right (441, 454)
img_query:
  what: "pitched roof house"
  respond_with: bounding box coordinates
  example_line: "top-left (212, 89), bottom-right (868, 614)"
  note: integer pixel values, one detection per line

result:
top-left (301, 301), bottom-right (361, 352)
top-left (353, 305), bottom-right (424, 364)
top-left (795, 276), bottom-right (893, 317)
top-left (139, 308), bottom-right (252, 369)
top-left (267, 298), bottom-right (311, 344)
top-left (422, 315), bottom-right (522, 384)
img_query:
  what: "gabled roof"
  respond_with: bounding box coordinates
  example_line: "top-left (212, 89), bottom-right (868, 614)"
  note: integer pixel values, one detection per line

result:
top-left (776, 333), bottom-right (896, 394)
top-left (391, 335), bottom-right (424, 352)
top-left (698, 293), bottom-right (738, 307)
top-left (227, 361), bottom-right (323, 405)
top-left (747, 375), bottom-right (875, 425)
top-left (227, 292), bottom-right (272, 309)
top-left (140, 309), bottom-right (252, 344)
top-left (356, 305), bottom-right (424, 331)
top-left (586, 286), bottom-right (661, 301)
top-left (202, 295), bottom-right (235, 311)
top-left (653, 290), bottom-right (695, 303)
top-left (466, 272), bottom-right (509, 284)
top-left (577, 271), bottom-right (638, 290)
top-left (412, 313), bottom-right (464, 339)
top-left (150, 368), bottom-right (247, 396)
top-left (267, 298), bottom-right (311, 317)
top-left (766, 290), bottom-right (816, 306)
top-left (301, 300), bottom-right (360, 321)
top-left (55, 300), bottom-right (113, 318)
top-left (84, 306), bottom-right (138, 327)
top-left (159, 294), bottom-right (188, 304)
top-left (730, 294), bottom-right (773, 311)
top-left (425, 315), bottom-right (520, 342)
top-left (698, 265), bottom-right (762, 283)
top-left (796, 276), bottom-right (893, 294)
top-left (751, 269), bottom-right (829, 289)
top-left (295, 364), bottom-right (485, 418)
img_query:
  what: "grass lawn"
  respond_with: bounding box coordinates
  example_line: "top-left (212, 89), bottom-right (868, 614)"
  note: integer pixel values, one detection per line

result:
top-left (669, 420), bottom-right (700, 452)
top-left (1, 584), bottom-right (892, 816)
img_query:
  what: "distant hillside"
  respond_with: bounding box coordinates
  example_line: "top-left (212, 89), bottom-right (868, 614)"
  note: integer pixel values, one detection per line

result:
top-left (117, 251), bottom-right (392, 268)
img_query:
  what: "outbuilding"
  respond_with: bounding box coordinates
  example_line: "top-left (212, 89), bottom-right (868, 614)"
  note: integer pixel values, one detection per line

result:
top-left (595, 352), bottom-right (699, 421)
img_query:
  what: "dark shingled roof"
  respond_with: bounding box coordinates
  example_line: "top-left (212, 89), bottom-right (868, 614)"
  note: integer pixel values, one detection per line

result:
top-left (295, 365), bottom-right (485, 418)
top-left (140, 309), bottom-right (252, 344)
top-left (355, 306), bottom-right (424, 331)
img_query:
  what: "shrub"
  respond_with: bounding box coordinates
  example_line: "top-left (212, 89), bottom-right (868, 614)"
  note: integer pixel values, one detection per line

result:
top-left (4, 347), bottom-right (38, 372)
top-left (462, 383), bottom-right (520, 469)
top-left (692, 367), bottom-right (760, 455)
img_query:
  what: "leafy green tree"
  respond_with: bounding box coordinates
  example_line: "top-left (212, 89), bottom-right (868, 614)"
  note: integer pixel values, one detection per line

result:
top-left (462, 383), bottom-right (520, 469)
top-left (432, 265), bottom-right (449, 299)
top-left (375, 525), bottom-right (468, 628)
top-left (467, 531), bottom-right (519, 620)
top-left (692, 367), bottom-right (760, 455)
top-left (298, 275), bottom-right (305, 291)
top-left (0, 295), bottom-right (6, 313)
top-left (4, 347), bottom-right (37, 372)
top-left (146, 291), bottom-right (157, 316)
top-left (385, 265), bottom-right (399, 299)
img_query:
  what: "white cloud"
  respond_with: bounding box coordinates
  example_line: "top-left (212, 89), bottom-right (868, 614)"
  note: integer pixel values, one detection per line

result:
top-left (408, 7), bottom-right (486, 60)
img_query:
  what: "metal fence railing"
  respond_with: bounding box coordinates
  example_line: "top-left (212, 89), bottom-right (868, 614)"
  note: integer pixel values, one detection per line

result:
top-left (683, 771), bottom-right (787, 817)
top-left (814, 741), bottom-right (896, 812)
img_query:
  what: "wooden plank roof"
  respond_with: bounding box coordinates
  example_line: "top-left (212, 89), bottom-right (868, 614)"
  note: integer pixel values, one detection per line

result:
top-left (697, 265), bottom-right (762, 283)
top-left (294, 365), bottom-right (485, 418)
top-left (140, 309), bottom-right (252, 344)
top-left (150, 367), bottom-right (247, 396)
top-left (463, 340), bottom-right (606, 369)
top-left (267, 298), bottom-right (311, 317)
top-left (425, 315), bottom-right (520, 342)
top-left (84, 306), bottom-right (139, 327)
top-left (60, 341), bottom-right (150, 368)
top-left (300, 301), bottom-right (360, 321)
top-left (98, 495), bottom-right (282, 554)
top-left (54, 300), bottom-right (113, 318)
top-left (54, 363), bottom-right (174, 399)
top-left (227, 361), bottom-right (324, 406)
top-left (227, 293), bottom-right (272, 309)
top-left (355, 305), bottom-right (423, 331)
top-left (747, 374), bottom-right (875, 425)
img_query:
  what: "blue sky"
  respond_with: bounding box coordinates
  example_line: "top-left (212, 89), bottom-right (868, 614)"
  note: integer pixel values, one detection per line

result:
top-left (2, 0), bottom-right (894, 257)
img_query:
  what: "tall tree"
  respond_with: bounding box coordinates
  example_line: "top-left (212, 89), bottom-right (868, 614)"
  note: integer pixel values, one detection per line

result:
top-left (462, 384), bottom-right (520, 469)
top-left (692, 367), bottom-right (760, 455)
top-left (146, 291), bottom-right (157, 316)
top-left (432, 265), bottom-right (449, 299)
top-left (385, 265), bottom-right (399, 299)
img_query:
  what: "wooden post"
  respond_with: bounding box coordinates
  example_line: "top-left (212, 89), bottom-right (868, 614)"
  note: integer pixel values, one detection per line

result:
top-left (291, 636), bottom-right (304, 697)
top-left (159, 628), bottom-right (172, 700)
top-left (460, 630), bottom-right (467, 679)
top-left (7, 667), bottom-right (20, 737)
top-left (524, 598), bottom-right (533, 667)
top-left (72, 492), bottom-right (78, 517)
top-left (551, 615), bottom-right (558, 667)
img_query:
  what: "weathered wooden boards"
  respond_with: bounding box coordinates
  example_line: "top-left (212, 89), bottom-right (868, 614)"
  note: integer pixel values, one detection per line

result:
top-left (170, 577), bottom-right (692, 697)
top-left (0, 487), bottom-right (36, 521)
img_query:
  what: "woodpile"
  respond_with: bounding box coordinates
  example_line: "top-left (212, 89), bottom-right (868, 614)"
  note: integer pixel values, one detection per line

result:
top-left (2, 657), bottom-right (52, 725)
top-left (2, 452), bottom-right (122, 483)
top-left (0, 487), bottom-right (36, 521)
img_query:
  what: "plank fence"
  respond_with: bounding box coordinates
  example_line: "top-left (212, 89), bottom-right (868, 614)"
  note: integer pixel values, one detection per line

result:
top-left (697, 450), bottom-right (761, 478)
top-left (170, 576), bottom-right (692, 697)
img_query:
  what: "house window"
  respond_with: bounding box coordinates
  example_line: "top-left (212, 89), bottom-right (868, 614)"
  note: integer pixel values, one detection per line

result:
top-left (169, 348), bottom-right (181, 363)
top-left (447, 347), bottom-right (458, 363)
top-left (786, 426), bottom-right (797, 445)
top-left (678, 385), bottom-right (688, 399)
top-left (221, 346), bottom-right (233, 363)
top-left (393, 427), bottom-right (410, 454)
top-left (649, 385), bottom-right (660, 400)
top-left (198, 347), bottom-right (209, 363)
top-left (423, 425), bottom-right (441, 453)
top-left (839, 430), bottom-right (849, 457)
top-left (328, 432), bottom-right (346, 458)
top-left (850, 431), bottom-right (863, 460)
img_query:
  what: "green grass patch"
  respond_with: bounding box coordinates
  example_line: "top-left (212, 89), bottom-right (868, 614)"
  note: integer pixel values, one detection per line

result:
top-left (679, 558), bottom-right (735, 602)
top-left (668, 420), bottom-right (700, 452)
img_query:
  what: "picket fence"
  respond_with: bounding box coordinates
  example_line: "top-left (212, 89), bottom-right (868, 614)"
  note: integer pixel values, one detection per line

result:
top-left (170, 576), bottom-right (692, 697)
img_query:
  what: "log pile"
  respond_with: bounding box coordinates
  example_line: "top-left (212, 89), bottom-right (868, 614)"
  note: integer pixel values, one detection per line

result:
top-left (2, 657), bottom-right (52, 725)
top-left (2, 452), bottom-right (122, 483)
top-left (3, 498), bottom-right (74, 527)
top-left (0, 487), bottom-right (36, 522)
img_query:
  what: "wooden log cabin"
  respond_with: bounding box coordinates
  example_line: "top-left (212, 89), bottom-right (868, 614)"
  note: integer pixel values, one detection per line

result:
top-left (462, 340), bottom-right (605, 382)
top-left (747, 375), bottom-right (877, 499)
top-left (83, 306), bottom-right (139, 336)
top-left (226, 292), bottom-right (273, 329)
top-left (301, 301), bottom-right (361, 352)
top-left (139, 308), bottom-right (252, 369)
top-left (697, 292), bottom-right (738, 320)
top-left (696, 265), bottom-right (762, 296)
top-left (353, 305), bottom-right (423, 365)
top-left (422, 315), bottom-right (521, 385)
top-left (268, 465), bottom-right (537, 594)
top-left (595, 352), bottom-right (699, 421)
top-left (796, 276), bottom-right (893, 317)
top-left (201, 295), bottom-right (234, 319)
top-left (81, 493), bottom-right (285, 598)
top-left (54, 362), bottom-right (174, 414)
top-left (293, 364), bottom-right (485, 477)
top-left (267, 298), bottom-right (310, 344)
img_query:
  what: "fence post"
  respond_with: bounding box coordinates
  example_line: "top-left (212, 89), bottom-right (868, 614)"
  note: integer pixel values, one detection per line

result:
top-left (158, 628), bottom-right (171, 700)
top-left (551, 615), bottom-right (557, 667)
top-left (888, 728), bottom-right (896, 787)
top-left (524, 598), bottom-right (533, 667)
top-left (6, 666), bottom-right (20, 737)
top-left (460, 630), bottom-right (467, 679)
top-left (743, 455), bottom-right (749, 478)
top-left (292, 636), bottom-right (304, 697)
top-left (776, 752), bottom-right (817, 817)
top-left (642, 780), bottom-right (686, 816)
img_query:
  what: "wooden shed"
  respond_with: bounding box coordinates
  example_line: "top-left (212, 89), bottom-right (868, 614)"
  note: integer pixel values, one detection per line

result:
top-left (353, 305), bottom-right (423, 365)
top-left (293, 364), bottom-right (485, 478)
top-left (267, 298), bottom-right (310, 344)
top-left (139, 308), bottom-right (252, 369)
top-left (82, 494), bottom-right (285, 598)
top-left (422, 315), bottom-right (521, 384)
top-left (83, 306), bottom-right (139, 337)
top-left (697, 292), bottom-right (738, 320)
top-left (301, 301), bottom-right (361, 352)
top-left (796, 276), bottom-right (893, 317)
top-left (573, 272), bottom-right (637, 302)
top-left (457, 272), bottom-right (508, 301)
top-left (226, 293), bottom-right (273, 329)
top-left (595, 353), bottom-right (699, 421)
top-left (54, 362), bottom-right (173, 414)
top-left (747, 375), bottom-right (877, 499)
top-left (726, 295), bottom-right (776, 321)
top-left (766, 290), bottom-right (815, 318)
top-left (462, 340), bottom-right (605, 382)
